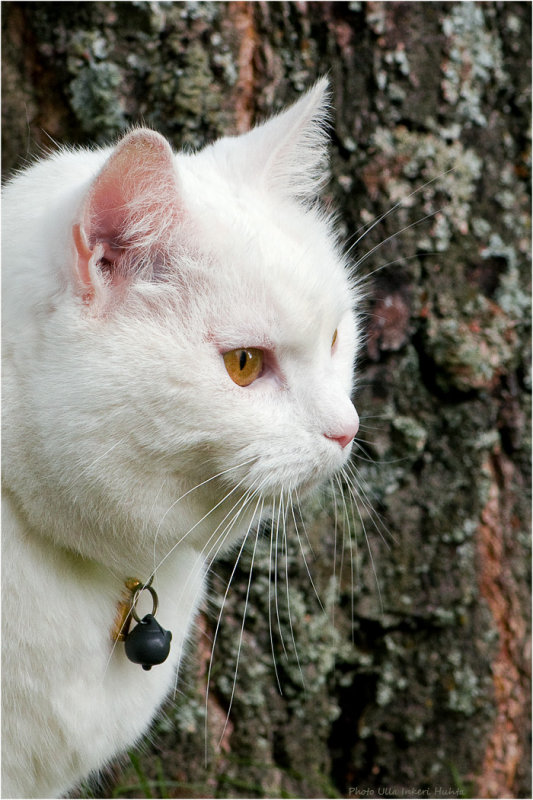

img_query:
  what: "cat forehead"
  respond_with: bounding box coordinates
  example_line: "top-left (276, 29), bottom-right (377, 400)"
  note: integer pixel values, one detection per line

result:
top-left (196, 223), bottom-right (351, 350)
top-left (178, 153), bottom-right (352, 326)
top-left (196, 242), bottom-right (352, 356)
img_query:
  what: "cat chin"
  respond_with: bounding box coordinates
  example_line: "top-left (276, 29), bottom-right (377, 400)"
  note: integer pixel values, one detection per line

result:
top-left (294, 462), bottom-right (349, 499)
top-left (233, 443), bottom-right (352, 497)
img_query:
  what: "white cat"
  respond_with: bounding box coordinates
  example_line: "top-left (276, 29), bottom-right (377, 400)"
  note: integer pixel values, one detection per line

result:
top-left (1, 79), bottom-right (360, 798)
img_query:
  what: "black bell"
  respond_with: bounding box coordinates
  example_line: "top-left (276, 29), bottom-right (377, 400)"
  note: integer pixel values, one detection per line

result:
top-left (124, 614), bottom-right (172, 671)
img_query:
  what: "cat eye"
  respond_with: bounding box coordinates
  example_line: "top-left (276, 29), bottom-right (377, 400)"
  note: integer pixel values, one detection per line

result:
top-left (331, 329), bottom-right (338, 349)
top-left (223, 348), bottom-right (264, 387)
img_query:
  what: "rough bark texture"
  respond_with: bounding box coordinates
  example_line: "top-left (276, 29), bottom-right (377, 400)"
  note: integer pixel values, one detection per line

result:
top-left (2, 2), bottom-right (531, 799)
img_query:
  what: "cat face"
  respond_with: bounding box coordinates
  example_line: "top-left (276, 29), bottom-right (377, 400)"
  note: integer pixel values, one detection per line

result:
top-left (166, 187), bottom-right (361, 501)
top-left (66, 191), bottom-right (360, 554)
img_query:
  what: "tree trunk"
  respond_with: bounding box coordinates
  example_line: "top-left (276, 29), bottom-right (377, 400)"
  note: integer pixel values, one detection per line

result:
top-left (2, 2), bottom-right (530, 798)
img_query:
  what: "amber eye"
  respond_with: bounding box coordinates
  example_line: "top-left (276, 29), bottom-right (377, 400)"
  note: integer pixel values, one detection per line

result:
top-left (223, 348), bottom-right (264, 387)
top-left (331, 329), bottom-right (338, 349)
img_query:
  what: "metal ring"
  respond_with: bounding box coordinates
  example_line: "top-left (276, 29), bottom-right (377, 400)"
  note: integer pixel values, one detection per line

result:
top-left (131, 584), bottom-right (159, 624)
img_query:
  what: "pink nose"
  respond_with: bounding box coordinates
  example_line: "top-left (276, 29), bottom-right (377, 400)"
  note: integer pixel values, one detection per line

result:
top-left (325, 431), bottom-right (355, 449)
top-left (324, 413), bottom-right (359, 450)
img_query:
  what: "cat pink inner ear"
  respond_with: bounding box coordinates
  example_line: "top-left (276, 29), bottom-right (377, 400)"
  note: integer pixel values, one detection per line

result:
top-left (72, 128), bottom-right (179, 298)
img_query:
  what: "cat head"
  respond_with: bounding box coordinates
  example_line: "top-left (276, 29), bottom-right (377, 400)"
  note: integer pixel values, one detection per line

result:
top-left (5, 79), bottom-right (361, 564)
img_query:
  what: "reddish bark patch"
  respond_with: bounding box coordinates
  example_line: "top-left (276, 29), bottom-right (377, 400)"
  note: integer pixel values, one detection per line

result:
top-left (367, 290), bottom-right (411, 360)
top-left (476, 453), bottom-right (530, 798)
top-left (228, 2), bottom-right (259, 133)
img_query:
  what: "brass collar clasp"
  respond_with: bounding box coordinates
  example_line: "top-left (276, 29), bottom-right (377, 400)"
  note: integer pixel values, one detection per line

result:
top-left (111, 576), bottom-right (158, 642)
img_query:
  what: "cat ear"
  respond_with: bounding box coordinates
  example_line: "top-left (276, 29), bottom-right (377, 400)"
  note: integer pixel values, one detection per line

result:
top-left (219, 77), bottom-right (332, 201)
top-left (72, 128), bottom-right (179, 303)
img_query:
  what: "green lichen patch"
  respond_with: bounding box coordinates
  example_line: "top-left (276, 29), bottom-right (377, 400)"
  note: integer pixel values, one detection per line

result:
top-left (422, 293), bottom-right (521, 393)
top-left (441, 3), bottom-right (506, 127)
top-left (69, 61), bottom-right (126, 137)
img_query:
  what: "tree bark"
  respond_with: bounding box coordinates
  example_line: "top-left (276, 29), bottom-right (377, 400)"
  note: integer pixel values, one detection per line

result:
top-left (2, 3), bottom-right (531, 798)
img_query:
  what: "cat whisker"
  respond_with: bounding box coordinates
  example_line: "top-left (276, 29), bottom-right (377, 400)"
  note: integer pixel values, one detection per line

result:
top-left (357, 422), bottom-right (387, 432)
top-left (273, 492), bottom-right (289, 663)
top-left (70, 437), bottom-right (127, 485)
top-left (345, 167), bottom-right (454, 254)
top-left (334, 472), bottom-right (352, 588)
top-left (350, 208), bottom-right (444, 276)
top-left (180, 483), bottom-right (265, 612)
top-left (350, 446), bottom-right (380, 465)
top-left (329, 477), bottom-right (340, 627)
top-left (290, 498), bottom-right (324, 613)
top-left (341, 466), bottom-right (384, 612)
top-left (351, 436), bottom-right (380, 447)
top-left (204, 489), bottom-right (263, 572)
top-left (354, 249), bottom-right (442, 288)
top-left (345, 460), bottom-right (397, 549)
top-left (152, 456), bottom-right (258, 561)
top-left (335, 471), bottom-right (359, 636)
top-left (293, 489), bottom-right (316, 559)
top-left (172, 484), bottom-right (264, 696)
top-left (282, 489), bottom-right (306, 691)
top-left (216, 503), bottom-right (263, 749)
top-left (203, 483), bottom-right (268, 760)
top-left (149, 468), bottom-right (256, 583)
top-left (351, 439), bottom-right (407, 466)
top-left (268, 493), bottom-right (284, 695)
top-left (186, 481), bottom-right (263, 581)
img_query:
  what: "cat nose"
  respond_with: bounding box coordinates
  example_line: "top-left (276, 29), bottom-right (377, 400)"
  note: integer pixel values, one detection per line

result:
top-left (324, 409), bottom-right (359, 450)
top-left (325, 430), bottom-right (356, 449)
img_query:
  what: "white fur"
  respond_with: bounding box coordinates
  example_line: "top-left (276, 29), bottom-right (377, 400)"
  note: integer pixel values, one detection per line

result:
top-left (2, 79), bottom-right (361, 798)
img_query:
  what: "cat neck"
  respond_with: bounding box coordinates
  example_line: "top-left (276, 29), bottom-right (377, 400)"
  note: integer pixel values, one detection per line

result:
top-left (2, 486), bottom-right (203, 600)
